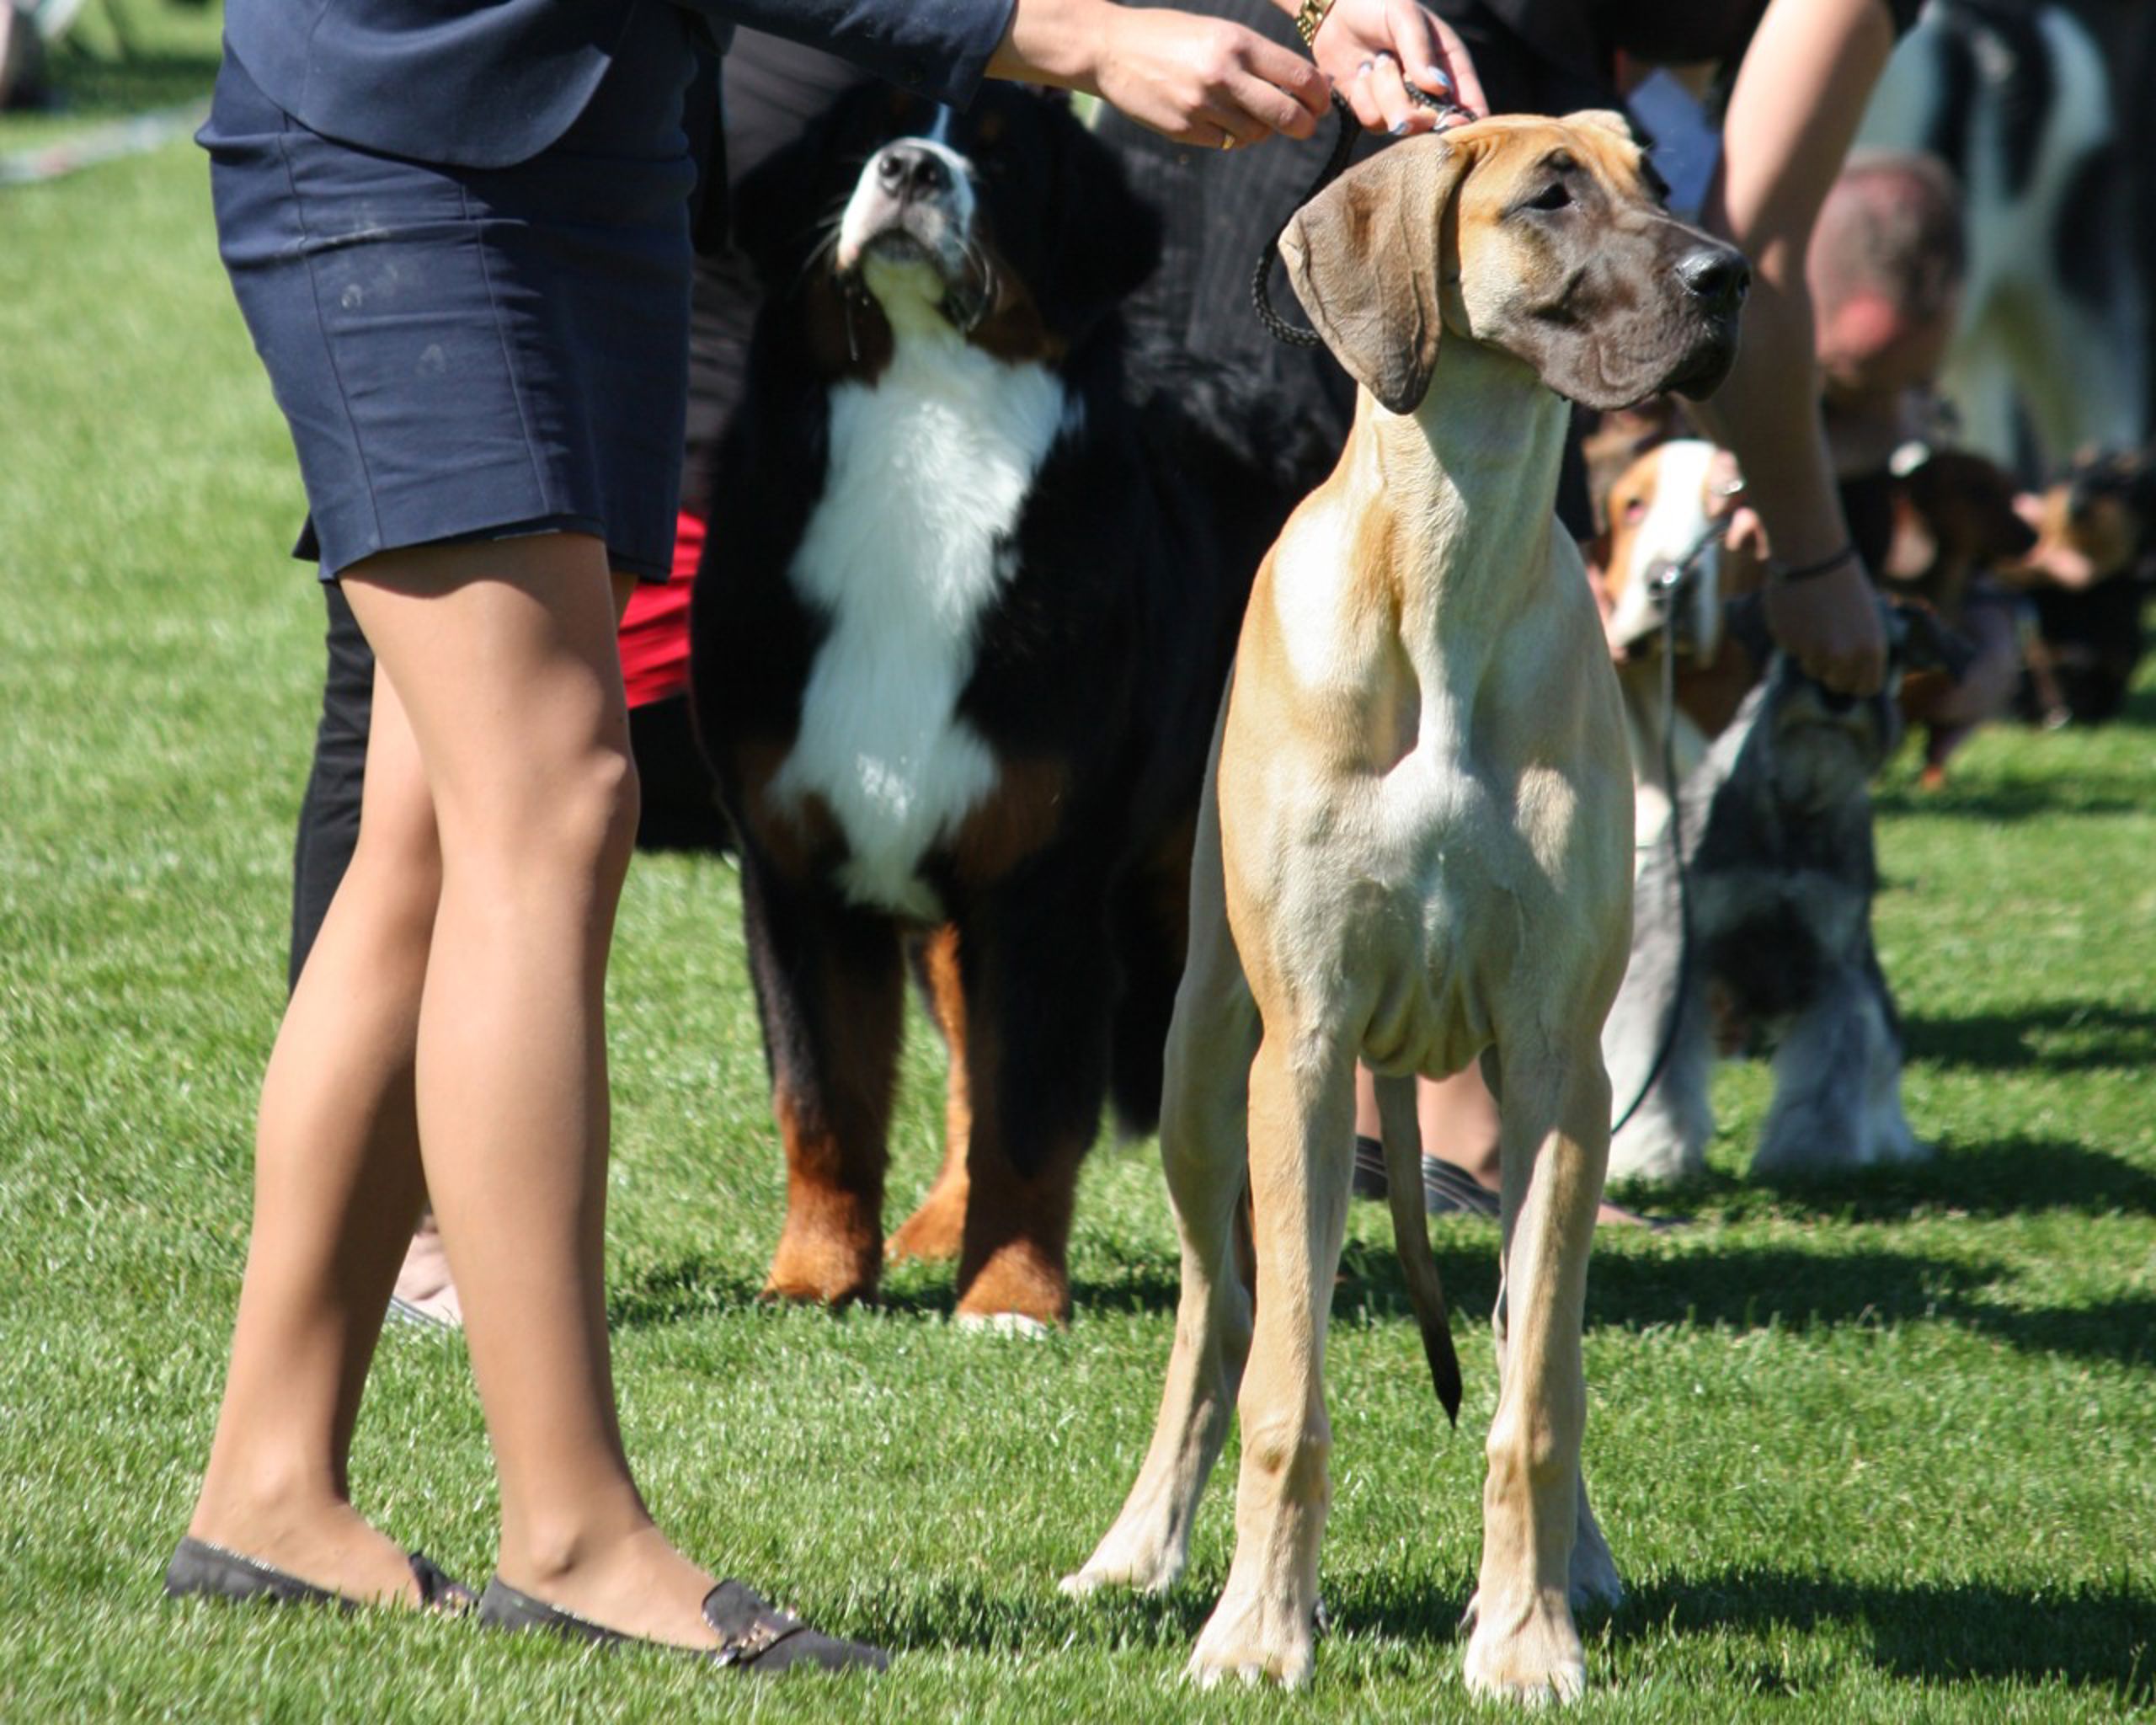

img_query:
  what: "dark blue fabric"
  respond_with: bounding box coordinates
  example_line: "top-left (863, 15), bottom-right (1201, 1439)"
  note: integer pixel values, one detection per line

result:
top-left (201, 34), bottom-right (697, 580)
top-left (222, 0), bottom-right (1015, 169)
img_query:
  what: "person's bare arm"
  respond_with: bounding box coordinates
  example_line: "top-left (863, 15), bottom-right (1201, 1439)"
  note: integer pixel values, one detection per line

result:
top-left (991, 0), bottom-right (1483, 148)
top-left (1692, 0), bottom-right (1896, 695)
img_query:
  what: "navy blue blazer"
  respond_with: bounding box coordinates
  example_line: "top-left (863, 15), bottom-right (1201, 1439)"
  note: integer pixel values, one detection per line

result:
top-left (223, 0), bottom-right (1017, 168)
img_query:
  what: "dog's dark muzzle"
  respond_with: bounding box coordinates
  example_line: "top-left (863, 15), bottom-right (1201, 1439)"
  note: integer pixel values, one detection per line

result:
top-left (1662, 241), bottom-right (1748, 400)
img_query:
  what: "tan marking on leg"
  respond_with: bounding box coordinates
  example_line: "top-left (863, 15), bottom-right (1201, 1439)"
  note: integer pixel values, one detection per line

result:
top-left (886, 925), bottom-right (971, 1264)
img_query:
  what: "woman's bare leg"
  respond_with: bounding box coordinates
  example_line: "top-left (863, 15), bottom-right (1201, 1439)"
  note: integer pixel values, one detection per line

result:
top-left (188, 654), bottom-right (444, 1604)
top-left (339, 535), bottom-right (717, 1645)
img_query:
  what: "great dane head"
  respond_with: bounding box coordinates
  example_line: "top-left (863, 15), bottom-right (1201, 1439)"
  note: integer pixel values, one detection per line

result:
top-left (1281, 112), bottom-right (1748, 415)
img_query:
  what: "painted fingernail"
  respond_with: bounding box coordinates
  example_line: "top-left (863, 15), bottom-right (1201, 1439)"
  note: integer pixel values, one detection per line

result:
top-left (1388, 119), bottom-right (1411, 136)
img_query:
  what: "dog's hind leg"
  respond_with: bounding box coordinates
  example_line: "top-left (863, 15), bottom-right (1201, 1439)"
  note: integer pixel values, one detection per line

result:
top-left (884, 925), bottom-right (971, 1267)
top-left (1461, 1044), bottom-right (1612, 1704)
top-left (1064, 797), bottom-right (1258, 1598)
top-left (945, 854), bottom-right (1124, 1328)
top-left (741, 850), bottom-right (905, 1308)
top-left (1183, 1023), bottom-right (1358, 1688)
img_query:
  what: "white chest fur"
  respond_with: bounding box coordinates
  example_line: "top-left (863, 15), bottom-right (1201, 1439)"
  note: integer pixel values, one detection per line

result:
top-left (772, 325), bottom-right (1066, 920)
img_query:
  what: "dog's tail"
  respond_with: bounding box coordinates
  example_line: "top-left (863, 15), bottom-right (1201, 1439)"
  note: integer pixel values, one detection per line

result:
top-left (1374, 1076), bottom-right (1463, 1426)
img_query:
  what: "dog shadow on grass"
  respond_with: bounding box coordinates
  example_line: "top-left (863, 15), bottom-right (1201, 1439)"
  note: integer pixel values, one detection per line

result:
top-left (1903, 1001), bottom-right (2156, 1076)
top-left (1875, 774), bottom-right (2145, 820)
top-left (1605, 1567), bottom-right (2155, 1701)
top-left (606, 1250), bottom-right (1186, 1329)
top-left (1644, 1134), bottom-right (2156, 1221)
top-left (1337, 1239), bottom-right (2156, 1372)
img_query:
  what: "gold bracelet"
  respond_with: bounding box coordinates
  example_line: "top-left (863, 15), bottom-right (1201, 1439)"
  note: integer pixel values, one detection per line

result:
top-left (1294, 0), bottom-right (1336, 49)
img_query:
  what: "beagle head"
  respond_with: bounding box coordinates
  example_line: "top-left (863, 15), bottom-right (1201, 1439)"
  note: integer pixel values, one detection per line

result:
top-left (1280, 113), bottom-right (1748, 415)
top-left (1598, 439), bottom-right (1737, 664)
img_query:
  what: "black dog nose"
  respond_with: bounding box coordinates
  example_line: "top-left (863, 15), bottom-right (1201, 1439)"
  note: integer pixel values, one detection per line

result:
top-left (877, 143), bottom-right (951, 202)
top-left (1677, 245), bottom-right (1750, 314)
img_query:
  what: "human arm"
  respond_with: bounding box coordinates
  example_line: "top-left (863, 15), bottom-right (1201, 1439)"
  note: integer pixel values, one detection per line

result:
top-left (1690, 0), bottom-right (1897, 695)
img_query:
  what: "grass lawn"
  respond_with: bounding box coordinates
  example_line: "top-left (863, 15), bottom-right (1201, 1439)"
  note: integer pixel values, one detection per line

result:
top-left (3, 10), bottom-right (2153, 1719)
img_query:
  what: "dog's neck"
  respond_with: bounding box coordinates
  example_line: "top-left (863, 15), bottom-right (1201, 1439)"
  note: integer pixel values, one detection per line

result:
top-left (1355, 337), bottom-right (1572, 643)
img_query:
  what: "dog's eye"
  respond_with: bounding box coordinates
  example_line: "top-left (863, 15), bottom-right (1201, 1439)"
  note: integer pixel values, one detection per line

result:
top-left (1524, 182), bottom-right (1572, 213)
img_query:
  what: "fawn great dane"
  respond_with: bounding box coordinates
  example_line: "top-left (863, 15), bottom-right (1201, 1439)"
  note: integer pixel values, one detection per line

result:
top-left (1062, 114), bottom-right (1747, 1701)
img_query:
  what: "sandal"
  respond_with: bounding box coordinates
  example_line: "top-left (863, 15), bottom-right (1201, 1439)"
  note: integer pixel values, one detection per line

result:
top-left (163, 1535), bottom-right (474, 1614)
top-left (478, 1576), bottom-right (889, 1674)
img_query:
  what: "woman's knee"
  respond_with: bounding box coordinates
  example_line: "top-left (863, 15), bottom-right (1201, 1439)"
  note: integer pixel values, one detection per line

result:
top-left (458, 736), bottom-right (641, 887)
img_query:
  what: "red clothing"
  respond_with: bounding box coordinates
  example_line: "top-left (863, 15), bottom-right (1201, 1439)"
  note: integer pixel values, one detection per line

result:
top-left (619, 507), bottom-right (703, 708)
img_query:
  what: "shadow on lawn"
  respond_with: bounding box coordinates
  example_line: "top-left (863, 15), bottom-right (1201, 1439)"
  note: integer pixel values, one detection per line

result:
top-left (1610, 1567), bottom-right (2154, 1701)
top-left (1875, 774), bottom-right (2144, 821)
top-left (1339, 1241), bottom-right (2156, 1370)
top-left (614, 1236), bottom-right (2153, 1370)
top-left (1903, 1001), bottom-right (2156, 1075)
top-left (1698, 1135), bottom-right (2156, 1221)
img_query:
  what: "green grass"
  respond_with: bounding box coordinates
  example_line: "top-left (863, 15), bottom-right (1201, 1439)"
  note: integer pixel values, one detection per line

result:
top-left (3, 14), bottom-right (2153, 1719)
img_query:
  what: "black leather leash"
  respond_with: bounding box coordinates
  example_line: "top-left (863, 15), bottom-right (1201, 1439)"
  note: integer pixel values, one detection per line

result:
top-left (1251, 81), bottom-right (1472, 347)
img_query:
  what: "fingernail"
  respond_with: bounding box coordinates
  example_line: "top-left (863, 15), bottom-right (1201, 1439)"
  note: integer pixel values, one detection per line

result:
top-left (1388, 120), bottom-right (1410, 136)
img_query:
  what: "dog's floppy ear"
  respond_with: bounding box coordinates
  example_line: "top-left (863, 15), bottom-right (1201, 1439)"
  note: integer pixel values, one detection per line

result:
top-left (1280, 136), bottom-right (1470, 415)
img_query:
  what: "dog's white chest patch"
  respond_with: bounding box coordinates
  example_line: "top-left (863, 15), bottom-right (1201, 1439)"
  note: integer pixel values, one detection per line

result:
top-left (774, 330), bottom-right (1065, 919)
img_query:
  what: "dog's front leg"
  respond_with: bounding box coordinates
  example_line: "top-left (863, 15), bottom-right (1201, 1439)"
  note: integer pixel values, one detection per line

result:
top-left (1188, 1028), bottom-right (1357, 1689)
top-left (1462, 1049), bottom-right (1613, 1703)
top-left (1063, 918), bottom-right (1260, 1594)
top-left (1751, 941), bottom-right (1925, 1175)
top-left (740, 848), bottom-right (904, 1307)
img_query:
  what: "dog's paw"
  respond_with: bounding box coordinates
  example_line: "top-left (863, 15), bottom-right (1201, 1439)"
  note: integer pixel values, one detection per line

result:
top-left (954, 1310), bottom-right (1052, 1339)
top-left (1461, 1590), bottom-right (1587, 1705)
top-left (764, 1221), bottom-right (882, 1308)
top-left (1187, 1589), bottom-right (1315, 1689)
top-left (884, 1193), bottom-right (965, 1264)
top-left (1059, 1518), bottom-right (1187, 1598)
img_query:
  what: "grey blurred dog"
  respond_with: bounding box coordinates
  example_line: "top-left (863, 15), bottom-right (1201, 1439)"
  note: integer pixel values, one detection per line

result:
top-left (1604, 602), bottom-right (1965, 1182)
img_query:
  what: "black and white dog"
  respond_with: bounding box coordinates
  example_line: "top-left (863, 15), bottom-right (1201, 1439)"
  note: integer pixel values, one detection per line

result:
top-left (1859, 0), bottom-right (2147, 472)
top-left (1603, 605), bottom-right (1966, 1183)
top-left (689, 86), bottom-right (1321, 1327)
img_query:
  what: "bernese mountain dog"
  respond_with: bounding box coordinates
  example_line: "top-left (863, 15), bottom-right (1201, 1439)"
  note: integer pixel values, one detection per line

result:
top-left (688, 85), bottom-right (1322, 1328)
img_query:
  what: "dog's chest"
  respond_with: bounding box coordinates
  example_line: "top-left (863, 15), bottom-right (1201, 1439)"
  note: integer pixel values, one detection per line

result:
top-left (772, 335), bottom-right (1067, 919)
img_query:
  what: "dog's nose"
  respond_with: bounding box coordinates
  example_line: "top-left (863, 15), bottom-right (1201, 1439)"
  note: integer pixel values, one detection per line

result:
top-left (877, 143), bottom-right (952, 203)
top-left (1677, 246), bottom-right (1750, 315)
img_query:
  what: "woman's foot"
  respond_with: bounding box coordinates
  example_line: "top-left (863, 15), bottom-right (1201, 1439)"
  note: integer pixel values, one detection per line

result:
top-left (184, 1495), bottom-right (433, 1607)
top-left (499, 1522), bottom-right (883, 1664)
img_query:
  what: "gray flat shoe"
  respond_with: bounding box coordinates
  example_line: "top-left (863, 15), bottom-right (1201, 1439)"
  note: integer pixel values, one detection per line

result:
top-left (478, 1575), bottom-right (889, 1674)
top-left (163, 1535), bottom-right (474, 1614)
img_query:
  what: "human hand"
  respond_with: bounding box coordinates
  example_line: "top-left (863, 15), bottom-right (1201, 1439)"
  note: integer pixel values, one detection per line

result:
top-left (1087, 4), bottom-right (1331, 148)
top-left (1310, 0), bottom-right (1486, 135)
top-left (1762, 555), bottom-right (1886, 694)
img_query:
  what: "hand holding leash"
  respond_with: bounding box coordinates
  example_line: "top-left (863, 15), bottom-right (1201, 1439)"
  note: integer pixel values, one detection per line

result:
top-left (1299, 0), bottom-right (1486, 136)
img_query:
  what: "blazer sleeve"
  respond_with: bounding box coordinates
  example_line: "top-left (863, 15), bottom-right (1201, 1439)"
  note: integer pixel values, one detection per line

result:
top-left (691, 0), bottom-right (1017, 109)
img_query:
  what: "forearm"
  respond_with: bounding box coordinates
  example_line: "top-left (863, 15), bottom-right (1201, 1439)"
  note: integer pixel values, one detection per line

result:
top-left (1688, 275), bottom-right (1849, 564)
top-left (988, 0), bottom-right (1112, 93)
top-left (1694, 0), bottom-right (1893, 561)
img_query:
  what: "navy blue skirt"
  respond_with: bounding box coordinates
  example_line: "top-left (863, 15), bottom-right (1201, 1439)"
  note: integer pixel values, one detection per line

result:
top-left (200, 20), bottom-right (700, 582)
